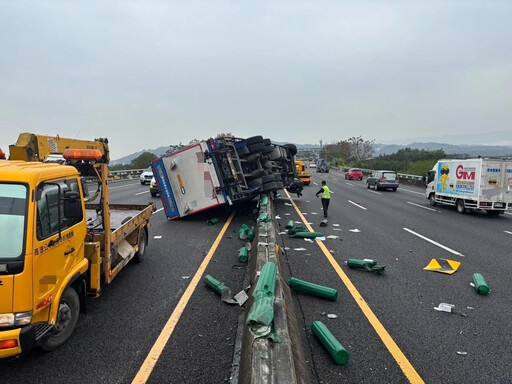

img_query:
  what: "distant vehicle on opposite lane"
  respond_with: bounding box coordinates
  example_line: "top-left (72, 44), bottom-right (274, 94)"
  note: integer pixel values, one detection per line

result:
top-left (366, 170), bottom-right (399, 191)
top-left (309, 162), bottom-right (317, 168)
top-left (345, 168), bottom-right (364, 180)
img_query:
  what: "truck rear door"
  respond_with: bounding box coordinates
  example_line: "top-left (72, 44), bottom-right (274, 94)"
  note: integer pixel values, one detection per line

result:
top-left (152, 143), bottom-right (226, 219)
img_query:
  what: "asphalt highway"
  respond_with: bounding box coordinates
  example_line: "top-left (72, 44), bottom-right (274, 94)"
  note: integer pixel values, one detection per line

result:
top-left (1, 171), bottom-right (511, 384)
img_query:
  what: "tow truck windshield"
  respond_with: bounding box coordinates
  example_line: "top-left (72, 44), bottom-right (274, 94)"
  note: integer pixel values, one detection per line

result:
top-left (0, 183), bottom-right (27, 260)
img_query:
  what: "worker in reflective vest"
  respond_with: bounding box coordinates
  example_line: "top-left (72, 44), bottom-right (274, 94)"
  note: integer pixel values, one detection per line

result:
top-left (315, 180), bottom-right (331, 218)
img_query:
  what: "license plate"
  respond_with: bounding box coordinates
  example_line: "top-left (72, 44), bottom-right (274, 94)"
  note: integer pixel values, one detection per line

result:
top-left (495, 203), bottom-right (504, 208)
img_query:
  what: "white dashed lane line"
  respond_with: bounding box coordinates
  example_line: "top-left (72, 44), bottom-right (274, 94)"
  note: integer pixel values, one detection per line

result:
top-left (348, 200), bottom-right (367, 210)
top-left (407, 202), bottom-right (437, 212)
top-left (403, 227), bottom-right (464, 257)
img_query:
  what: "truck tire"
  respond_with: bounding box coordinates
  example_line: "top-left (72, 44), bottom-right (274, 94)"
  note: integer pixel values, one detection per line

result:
top-left (429, 194), bottom-right (436, 206)
top-left (262, 181), bottom-right (278, 192)
top-left (283, 144), bottom-right (297, 156)
top-left (246, 136), bottom-right (263, 146)
top-left (248, 143), bottom-right (265, 153)
top-left (248, 169), bottom-right (266, 180)
top-left (237, 145), bottom-right (250, 156)
top-left (456, 199), bottom-right (466, 214)
top-left (263, 138), bottom-right (271, 146)
top-left (40, 287), bottom-right (80, 351)
top-left (134, 228), bottom-right (147, 263)
top-left (262, 174), bottom-right (275, 184)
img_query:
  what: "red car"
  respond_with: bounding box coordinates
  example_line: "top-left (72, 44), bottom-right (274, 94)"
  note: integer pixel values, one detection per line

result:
top-left (345, 168), bottom-right (364, 180)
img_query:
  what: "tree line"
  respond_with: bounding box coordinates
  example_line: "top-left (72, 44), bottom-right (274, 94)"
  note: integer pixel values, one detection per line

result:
top-left (321, 136), bottom-right (446, 176)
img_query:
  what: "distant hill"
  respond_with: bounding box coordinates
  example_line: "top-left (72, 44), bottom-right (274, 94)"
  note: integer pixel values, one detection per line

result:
top-left (111, 146), bottom-right (171, 166)
top-left (374, 142), bottom-right (512, 157)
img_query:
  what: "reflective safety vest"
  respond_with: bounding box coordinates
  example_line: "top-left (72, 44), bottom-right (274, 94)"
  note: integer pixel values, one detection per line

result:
top-left (322, 185), bottom-right (331, 199)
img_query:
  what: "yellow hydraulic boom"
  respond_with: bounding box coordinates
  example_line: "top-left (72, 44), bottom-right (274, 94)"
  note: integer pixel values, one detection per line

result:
top-left (9, 132), bottom-right (109, 163)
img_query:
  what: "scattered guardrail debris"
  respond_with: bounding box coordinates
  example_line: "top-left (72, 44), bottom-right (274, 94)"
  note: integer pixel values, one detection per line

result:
top-left (471, 273), bottom-right (490, 295)
top-left (239, 246), bottom-right (249, 263)
top-left (344, 258), bottom-right (386, 274)
top-left (312, 321), bottom-right (350, 365)
top-left (203, 274), bottom-right (238, 304)
top-left (288, 277), bottom-right (338, 301)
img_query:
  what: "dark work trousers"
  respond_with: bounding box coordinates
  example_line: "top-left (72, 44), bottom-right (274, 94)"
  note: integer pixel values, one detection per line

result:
top-left (321, 198), bottom-right (330, 217)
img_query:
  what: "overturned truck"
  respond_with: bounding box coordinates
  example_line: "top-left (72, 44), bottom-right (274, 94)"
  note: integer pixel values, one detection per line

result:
top-left (152, 135), bottom-right (303, 219)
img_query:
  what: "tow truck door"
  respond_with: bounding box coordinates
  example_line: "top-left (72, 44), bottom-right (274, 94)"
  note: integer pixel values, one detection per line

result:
top-left (32, 178), bottom-right (85, 318)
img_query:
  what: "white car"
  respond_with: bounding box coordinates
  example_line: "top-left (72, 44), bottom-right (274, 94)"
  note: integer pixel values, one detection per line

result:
top-left (140, 167), bottom-right (153, 185)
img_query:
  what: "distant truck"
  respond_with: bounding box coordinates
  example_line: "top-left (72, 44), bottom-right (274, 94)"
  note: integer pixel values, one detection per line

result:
top-left (1, 133), bottom-right (155, 358)
top-left (295, 160), bottom-right (311, 185)
top-left (316, 159), bottom-right (329, 173)
top-left (152, 135), bottom-right (303, 219)
top-left (426, 158), bottom-right (512, 215)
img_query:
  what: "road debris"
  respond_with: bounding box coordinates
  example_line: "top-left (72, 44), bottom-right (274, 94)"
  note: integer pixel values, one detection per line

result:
top-left (348, 229), bottom-right (361, 233)
top-left (288, 277), bottom-right (338, 301)
top-left (471, 273), bottom-right (490, 295)
top-left (207, 217), bottom-right (220, 225)
top-left (312, 321), bottom-right (349, 365)
top-left (345, 258), bottom-right (386, 274)
top-left (434, 303), bottom-right (455, 313)
top-left (456, 351), bottom-right (467, 356)
top-left (203, 274), bottom-right (238, 305)
top-left (423, 258), bottom-right (461, 275)
top-left (320, 219), bottom-right (328, 227)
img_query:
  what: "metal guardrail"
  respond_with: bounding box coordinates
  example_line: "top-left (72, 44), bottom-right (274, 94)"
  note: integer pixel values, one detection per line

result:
top-left (108, 169), bottom-right (146, 179)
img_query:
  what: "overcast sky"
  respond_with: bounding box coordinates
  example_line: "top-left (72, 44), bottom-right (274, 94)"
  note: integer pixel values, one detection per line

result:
top-left (1, 1), bottom-right (511, 160)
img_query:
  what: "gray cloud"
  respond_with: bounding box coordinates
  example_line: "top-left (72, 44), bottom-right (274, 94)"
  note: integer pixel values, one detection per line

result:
top-left (1, 1), bottom-right (511, 159)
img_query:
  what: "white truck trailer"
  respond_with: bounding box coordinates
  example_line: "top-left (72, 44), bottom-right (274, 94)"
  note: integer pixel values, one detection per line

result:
top-left (425, 158), bottom-right (512, 215)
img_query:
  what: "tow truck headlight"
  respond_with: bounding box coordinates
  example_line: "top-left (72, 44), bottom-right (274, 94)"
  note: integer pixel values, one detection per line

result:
top-left (0, 314), bottom-right (14, 327)
top-left (0, 311), bottom-right (32, 327)
top-left (15, 311), bottom-right (32, 326)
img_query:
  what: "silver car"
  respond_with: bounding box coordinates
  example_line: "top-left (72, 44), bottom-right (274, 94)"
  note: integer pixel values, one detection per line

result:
top-left (366, 171), bottom-right (399, 191)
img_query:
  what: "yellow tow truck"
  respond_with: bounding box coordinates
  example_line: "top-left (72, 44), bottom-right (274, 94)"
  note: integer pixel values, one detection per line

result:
top-left (295, 160), bottom-right (311, 185)
top-left (0, 133), bottom-right (155, 358)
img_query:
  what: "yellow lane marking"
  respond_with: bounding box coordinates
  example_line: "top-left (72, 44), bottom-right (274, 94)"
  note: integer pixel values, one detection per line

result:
top-left (284, 191), bottom-right (424, 384)
top-left (132, 210), bottom-right (237, 384)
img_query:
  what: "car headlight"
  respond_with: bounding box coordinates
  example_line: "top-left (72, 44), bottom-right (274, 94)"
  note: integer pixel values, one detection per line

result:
top-left (0, 311), bottom-right (32, 327)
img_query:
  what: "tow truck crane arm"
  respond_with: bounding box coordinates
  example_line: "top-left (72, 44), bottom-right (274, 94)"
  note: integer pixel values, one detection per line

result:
top-left (9, 132), bottom-right (110, 163)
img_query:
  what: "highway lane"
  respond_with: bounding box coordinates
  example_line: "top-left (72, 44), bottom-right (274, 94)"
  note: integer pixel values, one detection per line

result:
top-left (2, 176), bottom-right (511, 383)
top-left (0, 179), bottom-right (253, 384)
top-left (277, 169), bottom-right (512, 383)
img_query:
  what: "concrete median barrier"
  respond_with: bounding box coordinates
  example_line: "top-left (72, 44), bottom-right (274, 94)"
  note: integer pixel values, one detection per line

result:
top-left (237, 195), bottom-right (308, 384)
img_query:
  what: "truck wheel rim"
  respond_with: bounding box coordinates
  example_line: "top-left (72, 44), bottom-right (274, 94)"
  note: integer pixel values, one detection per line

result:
top-left (54, 302), bottom-right (72, 333)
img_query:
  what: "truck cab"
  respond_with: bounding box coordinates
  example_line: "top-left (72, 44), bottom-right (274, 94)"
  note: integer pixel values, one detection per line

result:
top-left (0, 162), bottom-right (89, 357)
top-left (1, 135), bottom-right (155, 359)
